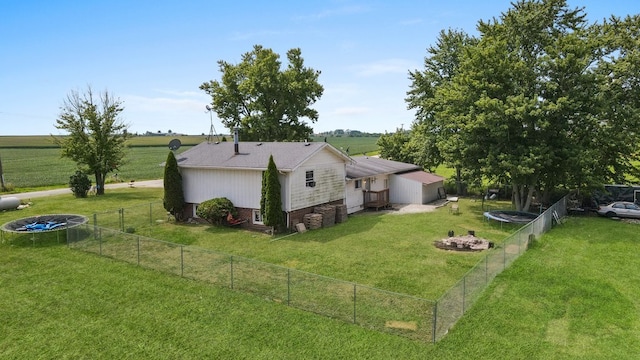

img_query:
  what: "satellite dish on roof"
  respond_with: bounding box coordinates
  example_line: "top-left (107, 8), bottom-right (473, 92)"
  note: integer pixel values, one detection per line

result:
top-left (168, 138), bottom-right (182, 151)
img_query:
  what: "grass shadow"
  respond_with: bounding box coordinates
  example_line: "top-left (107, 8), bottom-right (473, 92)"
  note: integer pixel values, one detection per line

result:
top-left (1, 230), bottom-right (67, 248)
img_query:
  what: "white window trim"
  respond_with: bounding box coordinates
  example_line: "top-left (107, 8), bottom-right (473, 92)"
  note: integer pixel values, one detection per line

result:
top-left (252, 209), bottom-right (264, 225)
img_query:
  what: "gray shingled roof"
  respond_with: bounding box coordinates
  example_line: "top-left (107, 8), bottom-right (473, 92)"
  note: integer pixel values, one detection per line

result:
top-left (396, 170), bottom-right (444, 185)
top-left (176, 141), bottom-right (349, 171)
top-left (346, 156), bottom-right (421, 179)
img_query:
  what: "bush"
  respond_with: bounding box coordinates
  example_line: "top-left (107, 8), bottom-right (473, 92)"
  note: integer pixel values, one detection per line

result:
top-left (0, 182), bottom-right (15, 192)
top-left (69, 171), bottom-right (91, 198)
top-left (196, 197), bottom-right (236, 224)
top-left (163, 151), bottom-right (185, 221)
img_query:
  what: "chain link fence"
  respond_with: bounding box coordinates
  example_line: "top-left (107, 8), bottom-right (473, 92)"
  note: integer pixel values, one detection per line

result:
top-left (66, 222), bottom-right (435, 341)
top-left (65, 196), bottom-right (567, 343)
top-left (89, 201), bottom-right (168, 232)
top-left (433, 195), bottom-right (567, 341)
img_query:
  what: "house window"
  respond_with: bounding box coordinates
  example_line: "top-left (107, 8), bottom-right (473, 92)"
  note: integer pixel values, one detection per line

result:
top-left (305, 170), bottom-right (315, 187)
top-left (252, 209), bottom-right (264, 225)
top-left (355, 179), bottom-right (362, 189)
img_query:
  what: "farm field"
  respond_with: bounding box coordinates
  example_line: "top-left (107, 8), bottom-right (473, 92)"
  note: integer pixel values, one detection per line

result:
top-left (0, 135), bottom-right (379, 191)
top-left (0, 146), bottom-right (193, 190)
top-left (1, 189), bottom-right (637, 358)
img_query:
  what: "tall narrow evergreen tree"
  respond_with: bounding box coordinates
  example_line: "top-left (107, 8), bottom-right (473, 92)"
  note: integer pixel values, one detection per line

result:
top-left (260, 155), bottom-right (284, 230)
top-left (163, 151), bottom-right (185, 221)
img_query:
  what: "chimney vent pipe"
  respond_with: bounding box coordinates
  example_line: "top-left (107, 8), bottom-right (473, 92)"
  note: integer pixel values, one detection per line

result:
top-left (233, 128), bottom-right (239, 154)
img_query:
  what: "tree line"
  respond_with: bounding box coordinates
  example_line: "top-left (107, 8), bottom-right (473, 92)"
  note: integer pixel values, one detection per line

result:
top-left (51, 0), bottom-right (640, 214)
top-left (378, 0), bottom-right (640, 211)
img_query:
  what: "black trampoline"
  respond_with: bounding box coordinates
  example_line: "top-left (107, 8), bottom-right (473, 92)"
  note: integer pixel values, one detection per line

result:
top-left (483, 210), bottom-right (538, 224)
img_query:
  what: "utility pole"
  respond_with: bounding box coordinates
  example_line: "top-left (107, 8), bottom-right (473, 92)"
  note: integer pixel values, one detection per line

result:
top-left (0, 154), bottom-right (6, 191)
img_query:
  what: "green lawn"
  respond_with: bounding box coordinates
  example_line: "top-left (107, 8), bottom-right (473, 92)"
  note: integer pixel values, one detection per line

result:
top-left (1, 191), bottom-right (638, 358)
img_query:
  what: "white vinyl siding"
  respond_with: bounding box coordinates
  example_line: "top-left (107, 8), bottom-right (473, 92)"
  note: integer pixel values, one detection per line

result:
top-left (289, 150), bottom-right (346, 211)
top-left (182, 168), bottom-right (263, 208)
top-left (345, 179), bottom-right (364, 214)
top-left (389, 174), bottom-right (444, 204)
top-left (181, 145), bottom-right (347, 214)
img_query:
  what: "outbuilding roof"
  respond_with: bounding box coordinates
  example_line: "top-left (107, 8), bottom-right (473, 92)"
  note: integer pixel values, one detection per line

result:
top-left (396, 170), bottom-right (445, 185)
top-left (175, 141), bottom-right (350, 171)
top-left (346, 156), bottom-right (421, 179)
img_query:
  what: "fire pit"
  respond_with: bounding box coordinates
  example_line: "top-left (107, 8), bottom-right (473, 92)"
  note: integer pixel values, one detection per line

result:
top-left (434, 233), bottom-right (494, 251)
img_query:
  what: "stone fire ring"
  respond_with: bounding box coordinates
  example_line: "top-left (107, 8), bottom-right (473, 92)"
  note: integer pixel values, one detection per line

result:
top-left (1, 214), bottom-right (88, 233)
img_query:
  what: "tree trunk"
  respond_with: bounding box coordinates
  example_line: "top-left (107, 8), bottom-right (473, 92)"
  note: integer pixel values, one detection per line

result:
top-left (95, 172), bottom-right (105, 195)
top-left (455, 166), bottom-right (463, 195)
top-left (0, 155), bottom-right (5, 192)
top-left (512, 183), bottom-right (535, 212)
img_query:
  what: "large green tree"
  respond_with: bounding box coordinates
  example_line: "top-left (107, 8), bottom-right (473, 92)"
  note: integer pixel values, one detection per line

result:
top-left (406, 29), bottom-right (478, 194)
top-left (407, 0), bottom-right (640, 211)
top-left (54, 87), bottom-right (129, 195)
top-left (163, 151), bottom-right (185, 221)
top-left (200, 45), bottom-right (323, 142)
top-left (591, 15), bottom-right (640, 184)
top-left (376, 128), bottom-right (413, 163)
top-left (260, 155), bottom-right (284, 231)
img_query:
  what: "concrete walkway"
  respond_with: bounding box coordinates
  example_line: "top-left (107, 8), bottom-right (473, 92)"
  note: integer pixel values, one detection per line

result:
top-left (10, 180), bottom-right (164, 200)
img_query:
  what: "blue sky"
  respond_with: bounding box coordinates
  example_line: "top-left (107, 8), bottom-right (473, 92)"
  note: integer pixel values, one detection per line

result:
top-left (2, 1), bottom-right (639, 137)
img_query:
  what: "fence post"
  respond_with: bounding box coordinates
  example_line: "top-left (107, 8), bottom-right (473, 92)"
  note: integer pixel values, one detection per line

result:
top-left (485, 255), bottom-right (488, 284)
top-left (503, 242), bottom-right (506, 270)
top-left (287, 268), bottom-right (291, 306)
top-left (93, 213), bottom-right (98, 240)
top-left (149, 203), bottom-right (153, 226)
top-left (122, 208), bottom-right (126, 232)
top-left (180, 245), bottom-right (184, 277)
top-left (462, 276), bottom-right (466, 314)
top-left (353, 283), bottom-right (357, 324)
top-left (432, 301), bottom-right (438, 343)
top-left (230, 255), bottom-right (234, 289)
top-left (137, 236), bottom-right (140, 266)
top-left (99, 228), bottom-right (102, 256)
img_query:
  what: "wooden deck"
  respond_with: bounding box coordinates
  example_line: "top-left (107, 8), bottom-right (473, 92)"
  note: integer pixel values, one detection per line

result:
top-left (364, 189), bottom-right (390, 211)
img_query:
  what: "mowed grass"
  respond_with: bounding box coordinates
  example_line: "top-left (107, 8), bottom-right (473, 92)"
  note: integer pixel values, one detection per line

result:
top-left (1, 189), bottom-right (510, 300)
top-left (1, 190), bottom-right (638, 358)
top-left (144, 200), bottom-right (511, 299)
top-left (436, 216), bottom-right (640, 359)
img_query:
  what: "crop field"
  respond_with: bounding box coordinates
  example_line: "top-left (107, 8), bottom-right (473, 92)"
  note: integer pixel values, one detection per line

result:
top-left (0, 146), bottom-right (192, 189)
top-left (0, 135), bottom-right (379, 190)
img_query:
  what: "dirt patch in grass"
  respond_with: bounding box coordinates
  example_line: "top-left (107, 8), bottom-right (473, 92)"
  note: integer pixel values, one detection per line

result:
top-left (385, 320), bottom-right (417, 331)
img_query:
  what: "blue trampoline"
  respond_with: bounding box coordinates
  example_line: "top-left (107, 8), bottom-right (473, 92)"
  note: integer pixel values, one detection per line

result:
top-left (2, 214), bottom-right (88, 233)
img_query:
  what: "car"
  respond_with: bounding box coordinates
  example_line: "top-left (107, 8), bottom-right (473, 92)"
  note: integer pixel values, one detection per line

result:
top-left (597, 201), bottom-right (640, 219)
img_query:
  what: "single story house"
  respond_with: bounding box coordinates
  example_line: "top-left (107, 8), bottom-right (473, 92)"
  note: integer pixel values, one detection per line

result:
top-left (345, 156), bottom-right (445, 214)
top-left (175, 140), bottom-right (351, 230)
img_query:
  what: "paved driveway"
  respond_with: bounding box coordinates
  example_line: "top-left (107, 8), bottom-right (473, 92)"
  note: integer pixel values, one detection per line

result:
top-left (10, 180), bottom-right (163, 200)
